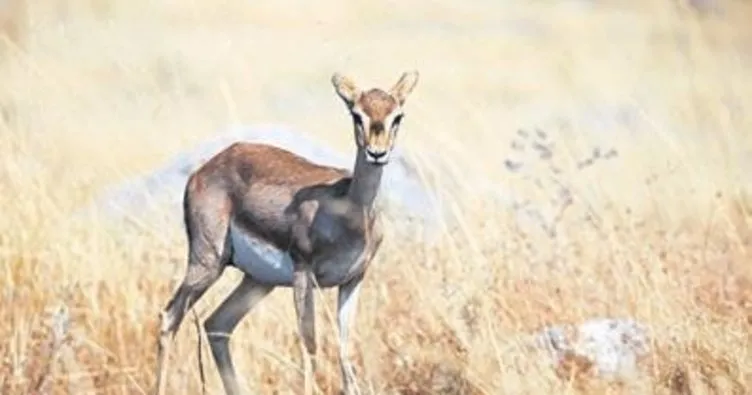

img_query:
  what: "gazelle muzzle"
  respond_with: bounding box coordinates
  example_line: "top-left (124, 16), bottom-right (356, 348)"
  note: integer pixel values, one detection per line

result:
top-left (364, 147), bottom-right (390, 164)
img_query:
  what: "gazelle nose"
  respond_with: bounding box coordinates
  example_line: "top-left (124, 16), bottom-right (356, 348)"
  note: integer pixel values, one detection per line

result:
top-left (366, 149), bottom-right (387, 160)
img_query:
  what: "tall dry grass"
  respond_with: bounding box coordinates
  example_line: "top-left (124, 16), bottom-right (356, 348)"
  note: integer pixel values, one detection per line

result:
top-left (1, 0), bottom-right (752, 394)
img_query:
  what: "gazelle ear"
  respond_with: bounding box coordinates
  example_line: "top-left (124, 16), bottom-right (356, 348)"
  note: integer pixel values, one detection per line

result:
top-left (332, 73), bottom-right (361, 106)
top-left (390, 71), bottom-right (419, 105)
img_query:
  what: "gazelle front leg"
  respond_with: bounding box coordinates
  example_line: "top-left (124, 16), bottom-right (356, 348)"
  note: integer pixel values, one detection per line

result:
top-left (337, 274), bottom-right (364, 395)
top-left (293, 263), bottom-right (316, 395)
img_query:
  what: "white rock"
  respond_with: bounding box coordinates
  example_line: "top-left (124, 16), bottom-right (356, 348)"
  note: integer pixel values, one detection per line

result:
top-left (534, 318), bottom-right (650, 382)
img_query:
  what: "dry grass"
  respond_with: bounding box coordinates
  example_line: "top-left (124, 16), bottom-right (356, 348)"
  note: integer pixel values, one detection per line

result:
top-left (1, 0), bottom-right (752, 394)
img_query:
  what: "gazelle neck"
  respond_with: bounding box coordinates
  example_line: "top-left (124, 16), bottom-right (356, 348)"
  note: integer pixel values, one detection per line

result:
top-left (347, 147), bottom-right (384, 210)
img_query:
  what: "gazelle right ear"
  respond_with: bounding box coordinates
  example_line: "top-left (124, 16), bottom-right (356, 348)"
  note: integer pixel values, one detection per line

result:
top-left (390, 70), bottom-right (419, 105)
top-left (332, 73), bottom-right (360, 107)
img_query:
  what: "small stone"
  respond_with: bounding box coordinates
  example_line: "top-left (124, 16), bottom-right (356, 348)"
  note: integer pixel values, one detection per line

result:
top-left (533, 318), bottom-right (651, 383)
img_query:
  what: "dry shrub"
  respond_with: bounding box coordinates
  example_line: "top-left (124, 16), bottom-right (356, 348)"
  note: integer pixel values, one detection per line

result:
top-left (376, 285), bottom-right (478, 395)
top-left (653, 340), bottom-right (749, 395)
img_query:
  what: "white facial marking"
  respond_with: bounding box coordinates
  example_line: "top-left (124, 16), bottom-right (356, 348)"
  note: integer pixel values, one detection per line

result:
top-left (385, 109), bottom-right (404, 133)
top-left (352, 109), bottom-right (370, 132)
top-left (230, 222), bottom-right (294, 285)
top-left (362, 108), bottom-right (401, 165)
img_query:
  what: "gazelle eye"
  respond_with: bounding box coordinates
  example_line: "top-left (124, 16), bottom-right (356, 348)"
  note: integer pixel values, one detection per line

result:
top-left (391, 114), bottom-right (403, 130)
top-left (351, 112), bottom-right (363, 128)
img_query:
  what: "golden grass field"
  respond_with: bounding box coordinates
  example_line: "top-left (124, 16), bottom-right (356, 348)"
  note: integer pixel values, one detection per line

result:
top-left (1, 0), bottom-right (752, 394)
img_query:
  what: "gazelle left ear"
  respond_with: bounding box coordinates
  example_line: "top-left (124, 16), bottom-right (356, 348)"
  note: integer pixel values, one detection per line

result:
top-left (332, 73), bottom-right (361, 107)
top-left (389, 71), bottom-right (419, 105)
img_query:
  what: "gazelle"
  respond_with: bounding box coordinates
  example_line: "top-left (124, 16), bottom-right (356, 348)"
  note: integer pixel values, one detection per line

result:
top-left (153, 71), bottom-right (420, 395)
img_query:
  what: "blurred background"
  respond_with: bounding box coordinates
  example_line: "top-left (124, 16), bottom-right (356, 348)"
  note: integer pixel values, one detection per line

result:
top-left (1, 0), bottom-right (751, 394)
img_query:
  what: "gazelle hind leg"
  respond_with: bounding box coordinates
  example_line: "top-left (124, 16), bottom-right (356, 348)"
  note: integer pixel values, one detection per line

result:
top-left (154, 258), bottom-right (224, 395)
top-left (204, 275), bottom-right (274, 395)
top-left (154, 191), bottom-right (232, 395)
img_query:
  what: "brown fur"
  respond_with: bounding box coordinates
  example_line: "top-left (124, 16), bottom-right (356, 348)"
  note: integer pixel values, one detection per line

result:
top-left (358, 89), bottom-right (398, 121)
top-left (355, 90), bottom-right (400, 154)
top-left (184, 143), bottom-right (348, 250)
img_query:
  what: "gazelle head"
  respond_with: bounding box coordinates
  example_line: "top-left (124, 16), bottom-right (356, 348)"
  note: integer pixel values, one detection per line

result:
top-left (332, 71), bottom-right (419, 165)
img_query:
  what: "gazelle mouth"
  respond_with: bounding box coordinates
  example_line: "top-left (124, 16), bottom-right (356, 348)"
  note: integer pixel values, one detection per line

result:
top-left (365, 149), bottom-right (390, 164)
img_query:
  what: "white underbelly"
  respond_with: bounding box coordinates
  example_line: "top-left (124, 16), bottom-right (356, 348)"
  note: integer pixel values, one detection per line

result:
top-left (229, 223), bottom-right (294, 285)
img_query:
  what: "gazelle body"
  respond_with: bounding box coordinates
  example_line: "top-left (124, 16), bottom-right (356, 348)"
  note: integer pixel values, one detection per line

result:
top-left (153, 71), bottom-right (419, 395)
